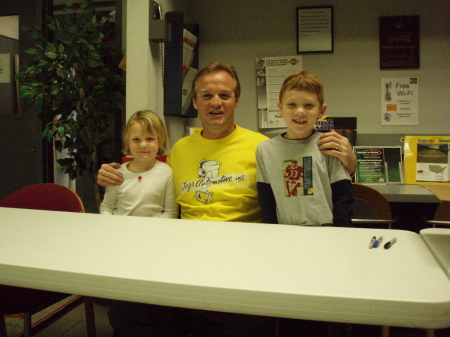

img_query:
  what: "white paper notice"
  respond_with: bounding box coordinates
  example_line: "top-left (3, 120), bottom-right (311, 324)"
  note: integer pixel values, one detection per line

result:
top-left (297, 7), bottom-right (333, 53)
top-left (381, 77), bottom-right (419, 125)
top-left (256, 56), bottom-right (302, 129)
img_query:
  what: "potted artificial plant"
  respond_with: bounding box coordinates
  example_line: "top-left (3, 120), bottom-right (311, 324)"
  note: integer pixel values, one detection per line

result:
top-left (16, 0), bottom-right (125, 208)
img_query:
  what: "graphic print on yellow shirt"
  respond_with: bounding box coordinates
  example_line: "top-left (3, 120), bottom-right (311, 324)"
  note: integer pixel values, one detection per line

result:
top-left (283, 157), bottom-right (313, 197)
top-left (180, 159), bottom-right (249, 204)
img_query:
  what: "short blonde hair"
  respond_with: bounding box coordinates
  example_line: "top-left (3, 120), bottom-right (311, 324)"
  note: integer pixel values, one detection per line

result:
top-left (122, 110), bottom-right (168, 156)
top-left (279, 71), bottom-right (324, 106)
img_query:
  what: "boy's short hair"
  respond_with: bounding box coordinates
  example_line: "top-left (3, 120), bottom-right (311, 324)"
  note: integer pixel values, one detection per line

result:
top-left (192, 62), bottom-right (241, 100)
top-left (279, 71), bottom-right (324, 106)
top-left (122, 110), bottom-right (168, 156)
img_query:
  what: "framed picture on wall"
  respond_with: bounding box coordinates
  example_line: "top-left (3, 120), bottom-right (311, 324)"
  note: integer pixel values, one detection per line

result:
top-left (297, 6), bottom-right (333, 53)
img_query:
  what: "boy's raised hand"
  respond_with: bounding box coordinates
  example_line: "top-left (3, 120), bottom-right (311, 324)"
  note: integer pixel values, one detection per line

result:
top-left (317, 130), bottom-right (357, 176)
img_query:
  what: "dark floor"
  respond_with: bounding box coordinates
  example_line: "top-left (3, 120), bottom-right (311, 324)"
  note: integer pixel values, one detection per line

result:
top-left (278, 318), bottom-right (450, 337)
top-left (19, 302), bottom-right (449, 337)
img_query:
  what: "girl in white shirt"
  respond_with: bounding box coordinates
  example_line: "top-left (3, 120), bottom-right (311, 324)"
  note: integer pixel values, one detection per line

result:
top-left (100, 110), bottom-right (178, 218)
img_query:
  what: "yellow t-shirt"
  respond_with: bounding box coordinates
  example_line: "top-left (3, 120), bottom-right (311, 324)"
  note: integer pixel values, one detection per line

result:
top-left (167, 125), bottom-right (268, 222)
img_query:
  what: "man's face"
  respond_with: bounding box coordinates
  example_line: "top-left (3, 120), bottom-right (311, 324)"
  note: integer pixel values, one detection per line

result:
top-left (193, 71), bottom-right (239, 139)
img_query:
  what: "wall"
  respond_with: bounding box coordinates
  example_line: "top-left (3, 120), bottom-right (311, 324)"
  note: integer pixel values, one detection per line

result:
top-left (181, 0), bottom-right (449, 138)
top-left (124, 0), bottom-right (186, 149)
top-left (127, 0), bottom-right (449, 149)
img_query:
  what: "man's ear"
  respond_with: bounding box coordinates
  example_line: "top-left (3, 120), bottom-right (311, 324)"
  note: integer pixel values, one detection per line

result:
top-left (193, 97), bottom-right (198, 109)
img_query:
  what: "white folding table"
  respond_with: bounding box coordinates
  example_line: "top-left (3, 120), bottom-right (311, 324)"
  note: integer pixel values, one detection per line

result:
top-left (420, 227), bottom-right (450, 280)
top-left (1, 207), bottom-right (449, 329)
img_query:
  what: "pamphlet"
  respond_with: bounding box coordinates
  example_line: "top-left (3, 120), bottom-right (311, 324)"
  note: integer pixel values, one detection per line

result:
top-left (404, 136), bottom-right (450, 185)
top-left (354, 146), bottom-right (403, 184)
top-left (181, 67), bottom-right (198, 115)
top-left (182, 29), bottom-right (197, 75)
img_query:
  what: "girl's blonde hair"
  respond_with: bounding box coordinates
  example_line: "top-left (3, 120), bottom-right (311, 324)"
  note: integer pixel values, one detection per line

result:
top-left (122, 110), bottom-right (168, 156)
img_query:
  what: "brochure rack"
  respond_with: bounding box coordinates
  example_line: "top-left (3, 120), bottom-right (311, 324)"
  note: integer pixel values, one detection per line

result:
top-left (163, 11), bottom-right (199, 118)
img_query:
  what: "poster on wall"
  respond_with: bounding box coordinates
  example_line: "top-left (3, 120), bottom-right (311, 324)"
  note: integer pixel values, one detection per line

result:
top-left (256, 56), bottom-right (302, 129)
top-left (404, 136), bottom-right (450, 185)
top-left (381, 77), bottom-right (418, 126)
top-left (353, 146), bottom-right (403, 184)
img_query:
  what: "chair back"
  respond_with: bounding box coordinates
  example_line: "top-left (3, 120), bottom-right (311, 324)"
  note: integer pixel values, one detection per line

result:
top-left (426, 200), bottom-right (450, 228)
top-left (0, 183), bottom-right (84, 213)
top-left (352, 183), bottom-right (395, 228)
top-left (434, 201), bottom-right (450, 221)
top-left (352, 183), bottom-right (392, 219)
top-left (122, 155), bottom-right (167, 163)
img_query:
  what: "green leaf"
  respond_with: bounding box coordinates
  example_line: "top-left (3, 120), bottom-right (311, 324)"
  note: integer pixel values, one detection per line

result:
top-left (58, 126), bottom-right (65, 137)
top-left (48, 21), bottom-right (56, 31)
top-left (46, 43), bottom-right (57, 53)
top-left (79, 1), bottom-right (88, 9)
top-left (25, 48), bottom-right (38, 55)
top-left (56, 67), bottom-right (65, 78)
top-left (45, 52), bottom-right (57, 59)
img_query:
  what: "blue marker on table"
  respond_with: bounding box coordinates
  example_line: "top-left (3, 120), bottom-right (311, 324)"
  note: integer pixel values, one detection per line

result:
top-left (384, 238), bottom-right (397, 249)
top-left (372, 236), bottom-right (383, 248)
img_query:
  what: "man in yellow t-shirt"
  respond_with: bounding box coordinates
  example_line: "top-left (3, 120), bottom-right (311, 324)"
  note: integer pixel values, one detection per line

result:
top-left (166, 124), bottom-right (267, 222)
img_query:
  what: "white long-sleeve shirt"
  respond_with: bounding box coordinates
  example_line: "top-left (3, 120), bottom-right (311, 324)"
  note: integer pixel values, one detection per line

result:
top-left (100, 160), bottom-right (178, 218)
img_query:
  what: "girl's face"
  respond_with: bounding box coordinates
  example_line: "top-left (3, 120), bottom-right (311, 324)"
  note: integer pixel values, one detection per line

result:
top-left (127, 123), bottom-right (159, 167)
top-left (278, 90), bottom-right (326, 139)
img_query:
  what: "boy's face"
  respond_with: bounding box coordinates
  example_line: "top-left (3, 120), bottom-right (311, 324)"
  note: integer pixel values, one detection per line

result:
top-left (278, 90), bottom-right (326, 139)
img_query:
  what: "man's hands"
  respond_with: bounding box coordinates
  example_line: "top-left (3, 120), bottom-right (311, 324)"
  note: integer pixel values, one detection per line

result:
top-left (97, 163), bottom-right (123, 187)
top-left (317, 130), bottom-right (357, 176)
